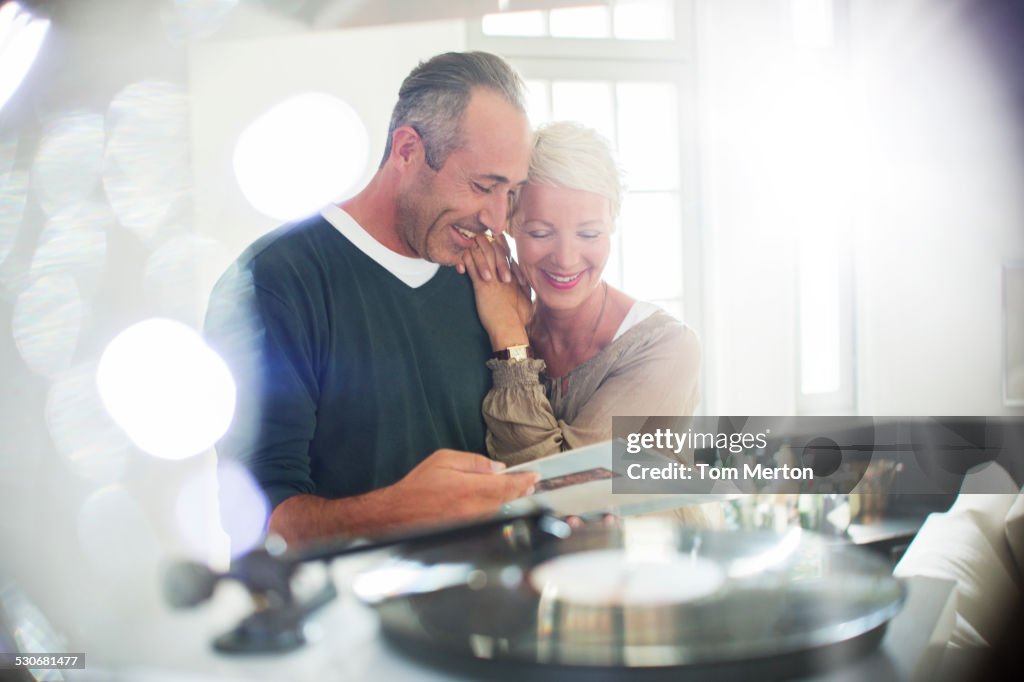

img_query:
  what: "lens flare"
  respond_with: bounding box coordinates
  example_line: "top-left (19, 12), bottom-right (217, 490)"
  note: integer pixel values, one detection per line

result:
top-left (233, 92), bottom-right (369, 221)
top-left (0, 134), bottom-right (28, 266)
top-left (11, 274), bottom-right (84, 378)
top-left (177, 459), bottom-right (269, 559)
top-left (143, 233), bottom-right (227, 325)
top-left (160, 0), bottom-right (240, 43)
top-left (0, 2), bottom-right (50, 115)
top-left (45, 363), bottom-right (134, 484)
top-left (103, 81), bottom-right (190, 242)
top-left (29, 201), bottom-right (111, 296)
top-left (95, 318), bottom-right (236, 460)
top-left (31, 111), bottom-right (104, 217)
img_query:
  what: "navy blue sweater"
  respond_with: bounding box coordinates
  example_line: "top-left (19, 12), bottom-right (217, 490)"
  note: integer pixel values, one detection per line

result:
top-left (205, 214), bottom-right (490, 509)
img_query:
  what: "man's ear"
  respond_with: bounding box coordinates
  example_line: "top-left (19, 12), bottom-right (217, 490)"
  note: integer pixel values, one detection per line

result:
top-left (389, 126), bottom-right (424, 167)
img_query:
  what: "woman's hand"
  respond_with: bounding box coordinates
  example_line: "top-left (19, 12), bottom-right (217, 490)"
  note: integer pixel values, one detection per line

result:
top-left (462, 234), bottom-right (533, 351)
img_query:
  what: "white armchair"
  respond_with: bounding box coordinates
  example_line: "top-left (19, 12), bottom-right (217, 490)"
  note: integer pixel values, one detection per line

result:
top-left (893, 463), bottom-right (1023, 648)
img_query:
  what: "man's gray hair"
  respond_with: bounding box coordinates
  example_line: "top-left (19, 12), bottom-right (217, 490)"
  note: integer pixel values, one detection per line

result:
top-left (527, 121), bottom-right (623, 219)
top-left (381, 51), bottom-right (526, 170)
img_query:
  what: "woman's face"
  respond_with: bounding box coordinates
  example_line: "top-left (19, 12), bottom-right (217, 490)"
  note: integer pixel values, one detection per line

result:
top-left (512, 184), bottom-right (613, 312)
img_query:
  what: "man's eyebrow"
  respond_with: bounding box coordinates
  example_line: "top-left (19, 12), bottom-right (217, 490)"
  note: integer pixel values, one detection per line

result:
top-left (477, 173), bottom-right (510, 184)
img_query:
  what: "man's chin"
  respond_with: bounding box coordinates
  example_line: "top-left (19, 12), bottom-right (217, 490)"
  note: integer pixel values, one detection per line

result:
top-left (425, 242), bottom-right (465, 267)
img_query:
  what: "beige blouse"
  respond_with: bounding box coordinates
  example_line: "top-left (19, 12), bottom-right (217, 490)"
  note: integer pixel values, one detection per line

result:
top-left (483, 308), bottom-right (701, 465)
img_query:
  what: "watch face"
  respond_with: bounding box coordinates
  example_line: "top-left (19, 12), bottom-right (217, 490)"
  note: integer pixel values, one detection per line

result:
top-left (509, 346), bottom-right (529, 362)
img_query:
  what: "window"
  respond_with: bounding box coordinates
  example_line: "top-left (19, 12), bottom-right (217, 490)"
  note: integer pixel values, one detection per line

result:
top-left (482, 0), bottom-right (676, 41)
top-left (468, 0), bottom-right (700, 326)
top-left (788, 0), bottom-right (857, 414)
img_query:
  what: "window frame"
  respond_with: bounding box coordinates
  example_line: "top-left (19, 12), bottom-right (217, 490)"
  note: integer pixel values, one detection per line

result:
top-left (467, 0), bottom-right (693, 63)
top-left (466, 2), bottom-right (703, 347)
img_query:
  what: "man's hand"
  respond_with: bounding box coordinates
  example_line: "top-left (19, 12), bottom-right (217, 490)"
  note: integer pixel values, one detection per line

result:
top-left (385, 448), bottom-right (538, 522)
top-left (268, 449), bottom-right (538, 546)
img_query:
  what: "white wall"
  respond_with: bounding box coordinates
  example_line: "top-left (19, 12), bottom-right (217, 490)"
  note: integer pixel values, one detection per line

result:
top-left (189, 19), bottom-right (467, 281)
top-left (850, 0), bottom-right (1024, 415)
top-left (697, 0), bottom-right (801, 415)
top-left (698, 0), bottom-right (1024, 416)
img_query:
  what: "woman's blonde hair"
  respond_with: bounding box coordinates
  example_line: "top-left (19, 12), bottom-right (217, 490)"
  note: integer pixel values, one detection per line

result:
top-left (525, 121), bottom-right (623, 220)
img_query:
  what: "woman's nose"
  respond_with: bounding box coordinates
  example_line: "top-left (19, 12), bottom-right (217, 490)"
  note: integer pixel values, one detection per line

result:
top-left (552, 237), bottom-right (577, 269)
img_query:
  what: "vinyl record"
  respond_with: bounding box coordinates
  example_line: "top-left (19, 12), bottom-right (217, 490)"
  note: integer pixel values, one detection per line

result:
top-left (352, 517), bottom-right (904, 677)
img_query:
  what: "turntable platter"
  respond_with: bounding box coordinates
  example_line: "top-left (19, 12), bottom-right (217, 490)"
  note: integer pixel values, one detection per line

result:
top-left (529, 549), bottom-right (726, 607)
top-left (352, 518), bottom-right (904, 673)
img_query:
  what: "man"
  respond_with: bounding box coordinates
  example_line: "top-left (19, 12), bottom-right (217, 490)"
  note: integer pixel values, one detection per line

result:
top-left (205, 52), bottom-right (538, 546)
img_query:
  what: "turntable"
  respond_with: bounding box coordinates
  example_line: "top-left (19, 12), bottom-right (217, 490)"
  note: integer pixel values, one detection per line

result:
top-left (351, 516), bottom-right (906, 679)
top-left (164, 508), bottom-right (907, 679)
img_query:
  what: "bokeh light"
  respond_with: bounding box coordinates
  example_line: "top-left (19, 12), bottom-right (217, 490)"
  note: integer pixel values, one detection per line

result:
top-left (31, 111), bottom-right (105, 217)
top-left (11, 274), bottom-right (84, 378)
top-left (95, 318), bottom-right (236, 460)
top-left (143, 233), bottom-right (227, 324)
top-left (103, 81), bottom-right (190, 243)
top-left (175, 459), bottom-right (267, 560)
top-left (233, 92), bottom-right (369, 221)
top-left (0, 133), bottom-right (16, 177)
top-left (45, 363), bottom-right (134, 484)
top-left (29, 201), bottom-right (111, 296)
top-left (160, 0), bottom-right (240, 43)
top-left (0, 135), bottom-right (28, 267)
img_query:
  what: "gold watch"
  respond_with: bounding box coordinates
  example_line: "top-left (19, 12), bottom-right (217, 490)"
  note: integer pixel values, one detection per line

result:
top-left (490, 344), bottom-right (533, 362)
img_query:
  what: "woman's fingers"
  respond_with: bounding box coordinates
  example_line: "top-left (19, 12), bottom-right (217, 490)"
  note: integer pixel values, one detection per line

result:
top-left (465, 235), bottom-right (532, 329)
top-left (493, 233), bottom-right (526, 289)
top-left (492, 234), bottom-right (514, 284)
top-left (478, 234), bottom-right (501, 272)
top-left (464, 237), bottom-right (498, 283)
top-left (462, 247), bottom-right (482, 283)
top-left (469, 234), bottom-right (500, 282)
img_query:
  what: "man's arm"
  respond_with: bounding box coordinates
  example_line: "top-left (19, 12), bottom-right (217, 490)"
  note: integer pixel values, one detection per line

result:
top-left (206, 252), bottom-right (534, 547)
top-left (268, 449), bottom-right (538, 545)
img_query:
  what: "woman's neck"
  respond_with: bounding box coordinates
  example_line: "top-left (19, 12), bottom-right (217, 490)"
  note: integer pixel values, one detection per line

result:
top-left (538, 283), bottom-right (606, 342)
top-left (530, 282), bottom-right (610, 374)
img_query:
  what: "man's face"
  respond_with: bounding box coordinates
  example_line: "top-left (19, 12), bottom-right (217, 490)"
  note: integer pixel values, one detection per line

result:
top-left (395, 89), bottom-right (531, 265)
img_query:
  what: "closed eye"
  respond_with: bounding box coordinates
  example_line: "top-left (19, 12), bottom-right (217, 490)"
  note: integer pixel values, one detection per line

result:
top-left (472, 182), bottom-right (495, 194)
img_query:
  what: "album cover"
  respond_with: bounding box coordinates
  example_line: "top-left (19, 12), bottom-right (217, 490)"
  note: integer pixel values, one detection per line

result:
top-left (499, 440), bottom-right (722, 518)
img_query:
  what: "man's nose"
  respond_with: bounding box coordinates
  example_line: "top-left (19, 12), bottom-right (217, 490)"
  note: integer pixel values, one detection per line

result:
top-left (478, 192), bottom-right (510, 235)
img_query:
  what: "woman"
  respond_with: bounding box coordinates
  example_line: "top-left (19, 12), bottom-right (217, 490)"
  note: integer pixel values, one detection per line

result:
top-left (463, 121), bottom-right (700, 465)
